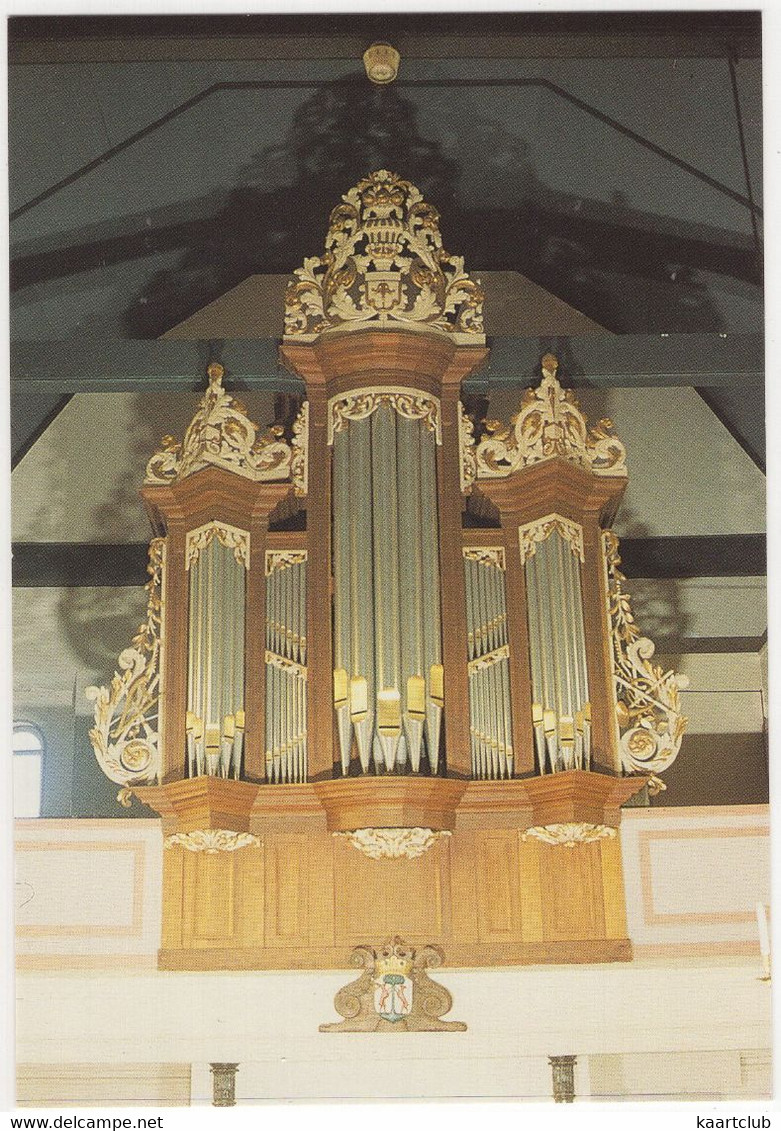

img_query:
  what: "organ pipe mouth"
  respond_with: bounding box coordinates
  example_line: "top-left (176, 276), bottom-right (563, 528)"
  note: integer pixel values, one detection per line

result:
top-left (377, 689), bottom-right (402, 734)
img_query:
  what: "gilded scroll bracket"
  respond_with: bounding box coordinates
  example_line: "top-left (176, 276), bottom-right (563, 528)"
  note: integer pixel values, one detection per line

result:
top-left (327, 387), bottom-right (441, 445)
top-left (85, 539), bottom-right (165, 789)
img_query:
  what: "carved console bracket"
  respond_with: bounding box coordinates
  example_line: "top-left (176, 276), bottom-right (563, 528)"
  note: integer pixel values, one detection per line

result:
top-left (320, 937), bottom-right (466, 1032)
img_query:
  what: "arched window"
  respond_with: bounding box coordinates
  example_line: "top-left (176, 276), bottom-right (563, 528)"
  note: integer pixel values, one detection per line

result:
top-left (13, 724), bottom-right (44, 818)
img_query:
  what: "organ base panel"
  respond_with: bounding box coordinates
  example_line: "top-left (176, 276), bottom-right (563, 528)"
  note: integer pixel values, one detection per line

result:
top-left (153, 776), bottom-right (636, 970)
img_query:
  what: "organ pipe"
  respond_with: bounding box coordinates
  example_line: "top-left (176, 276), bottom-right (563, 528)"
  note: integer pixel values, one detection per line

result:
top-left (186, 531), bottom-right (247, 779)
top-left (523, 524), bottom-right (591, 773)
top-left (463, 550), bottom-right (513, 780)
top-left (331, 404), bottom-right (443, 775)
top-left (264, 553), bottom-right (308, 784)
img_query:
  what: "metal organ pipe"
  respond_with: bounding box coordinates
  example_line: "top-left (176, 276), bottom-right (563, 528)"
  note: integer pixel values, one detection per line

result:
top-left (523, 523), bottom-right (591, 773)
top-left (331, 401), bottom-right (443, 775)
top-left (186, 533), bottom-right (246, 780)
top-left (263, 553), bottom-right (308, 784)
top-left (463, 550), bottom-right (512, 780)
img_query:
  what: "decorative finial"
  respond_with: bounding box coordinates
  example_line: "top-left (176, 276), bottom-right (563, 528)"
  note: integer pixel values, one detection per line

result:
top-left (466, 354), bottom-right (627, 483)
top-left (207, 361), bottom-right (225, 386)
top-left (541, 353), bottom-right (559, 379)
top-left (284, 169), bottom-right (484, 343)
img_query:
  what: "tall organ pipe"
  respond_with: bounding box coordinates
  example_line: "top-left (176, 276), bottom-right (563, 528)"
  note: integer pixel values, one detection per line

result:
top-left (186, 536), bottom-right (246, 778)
top-left (524, 528), bottom-right (590, 773)
top-left (331, 406), bottom-right (443, 775)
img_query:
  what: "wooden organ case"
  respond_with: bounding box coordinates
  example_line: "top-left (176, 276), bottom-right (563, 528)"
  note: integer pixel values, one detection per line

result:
top-left (88, 171), bottom-right (687, 970)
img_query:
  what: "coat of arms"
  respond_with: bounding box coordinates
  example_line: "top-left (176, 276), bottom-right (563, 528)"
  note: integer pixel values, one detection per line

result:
top-left (320, 936), bottom-right (466, 1033)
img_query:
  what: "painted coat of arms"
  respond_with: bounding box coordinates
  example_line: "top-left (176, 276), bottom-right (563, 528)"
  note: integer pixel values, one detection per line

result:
top-left (320, 936), bottom-right (466, 1033)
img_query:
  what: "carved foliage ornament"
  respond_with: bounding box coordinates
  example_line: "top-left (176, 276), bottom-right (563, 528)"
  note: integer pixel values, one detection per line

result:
top-left (85, 539), bottom-right (165, 790)
top-left (463, 546), bottom-right (505, 570)
top-left (327, 388), bottom-right (441, 445)
top-left (164, 830), bottom-right (261, 853)
top-left (522, 823), bottom-right (617, 848)
top-left (144, 363), bottom-right (308, 495)
top-left (336, 827), bottom-right (451, 860)
top-left (466, 354), bottom-right (627, 487)
top-left (265, 549), bottom-right (308, 576)
top-left (603, 531), bottom-right (688, 775)
top-left (285, 169), bottom-right (485, 342)
top-left (518, 513), bottom-right (584, 565)
top-left (186, 521), bottom-right (250, 570)
top-left (320, 936), bottom-right (466, 1032)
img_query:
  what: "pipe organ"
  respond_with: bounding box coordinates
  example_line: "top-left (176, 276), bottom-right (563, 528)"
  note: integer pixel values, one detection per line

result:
top-left (88, 170), bottom-right (687, 970)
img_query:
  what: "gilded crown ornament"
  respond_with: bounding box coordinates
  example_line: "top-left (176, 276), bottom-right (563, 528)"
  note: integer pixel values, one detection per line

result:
top-left (284, 170), bottom-right (485, 342)
top-left (144, 362), bottom-right (308, 494)
top-left (464, 353), bottom-right (627, 490)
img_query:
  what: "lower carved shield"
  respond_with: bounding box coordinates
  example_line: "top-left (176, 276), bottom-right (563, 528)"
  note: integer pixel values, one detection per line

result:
top-left (374, 973), bottom-right (413, 1022)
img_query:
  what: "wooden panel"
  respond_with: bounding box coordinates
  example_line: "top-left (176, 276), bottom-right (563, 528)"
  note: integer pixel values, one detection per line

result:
top-left (161, 845), bottom-right (185, 949)
top-left (450, 828), bottom-right (480, 943)
top-left (539, 840), bottom-right (605, 941)
top-left (191, 851), bottom-right (235, 943)
top-left (474, 829), bottom-right (522, 941)
top-left (518, 835), bottom-right (544, 942)
top-left (307, 831), bottom-right (335, 947)
top-left (600, 833), bottom-right (629, 939)
top-left (333, 835), bottom-right (450, 943)
top-left (265, 834), bottom-right (309, 945)
top-left (235, 844), bottom-right (265, 947)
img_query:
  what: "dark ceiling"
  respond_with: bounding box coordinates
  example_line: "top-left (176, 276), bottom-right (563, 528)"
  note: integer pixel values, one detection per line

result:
top-left (9, 10), bottom-right (765, 491)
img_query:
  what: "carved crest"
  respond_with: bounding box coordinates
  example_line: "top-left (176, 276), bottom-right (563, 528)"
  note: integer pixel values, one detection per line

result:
top-left (284, 170), bottom-right (484, 342)
top-left (467, 354), bottom-right (627, 485)
top-left (144, 362), bottom-right (308, 494)
top-left (320, 937), bottom-right (466, 1032)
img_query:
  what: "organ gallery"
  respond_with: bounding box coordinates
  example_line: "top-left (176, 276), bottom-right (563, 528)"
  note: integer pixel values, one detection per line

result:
top-left (87, 170), bottom-right (688, 968)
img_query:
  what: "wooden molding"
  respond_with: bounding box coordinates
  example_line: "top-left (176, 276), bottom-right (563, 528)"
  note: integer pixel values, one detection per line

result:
top-left (474, 457), bottom-right (626, 528)
top-left (511, 769), bottom-right (648, 828)
top-left (134, 776), bottom-right (261, 834)
top-left (314, 776), bottom-right (467, 832)
top-left (279, 328), bottom-right (488, 397)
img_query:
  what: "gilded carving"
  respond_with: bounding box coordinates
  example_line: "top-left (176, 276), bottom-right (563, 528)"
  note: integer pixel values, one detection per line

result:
top-left (518, 513), bottom-right (584, 564)
top-left (471, 354), bottom-right (627, 480)
top-left (265, 549), bottom-right (308, 576)
top-left (186, 521), bottom-right (250, 570)
top-left (458, 401), bottom-right (478, 494)
top-left (320, 936), bottom-right (466, 1032)
top-left (463, 546), bottom-right (506, 570)
top-left (603, 530), bottom-right (688, 775)
top-left (327, 388), bottom-right (441, 444)
top-left (284, 169), bottom-right (484, 342)
top-left (522, 823), bottom-right (617, 847)
top-left (144, 362), bottom-right (301, 487)
top-left (335, 827), bottom-right (451, 860)
top-left (164, 830), bottom-right (261, 853)
top-left (85, 539), bottom-right (165, 789)
top-left (290, 399), bottom-right (309, 496)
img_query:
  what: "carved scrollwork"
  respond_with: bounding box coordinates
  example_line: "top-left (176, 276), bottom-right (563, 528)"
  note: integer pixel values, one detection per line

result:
top-left (265, 549), bottom-right (308, 576)
top-left (518, 513), bottom-right (584, 564)
top-left (144, 362), bottom-right (301, 487)
top-left (470, 354), bottom-right (627, 481)
top-left (284, 169), bottom-right (485, 342)
top-left (327, 388), bottom-right (441, 444)
top-left (458, 401), bottom-right (478, 494)
top-left (463, 546), bottom-right (505, 570)
top-left (186, 521), bottom-right (250, 570)
top-left (290, 399), bottom-right (309, 496)
top-left (85, 539), bottom-right (165, 789)
top-left (603, 531), bottom-right (688, 776)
